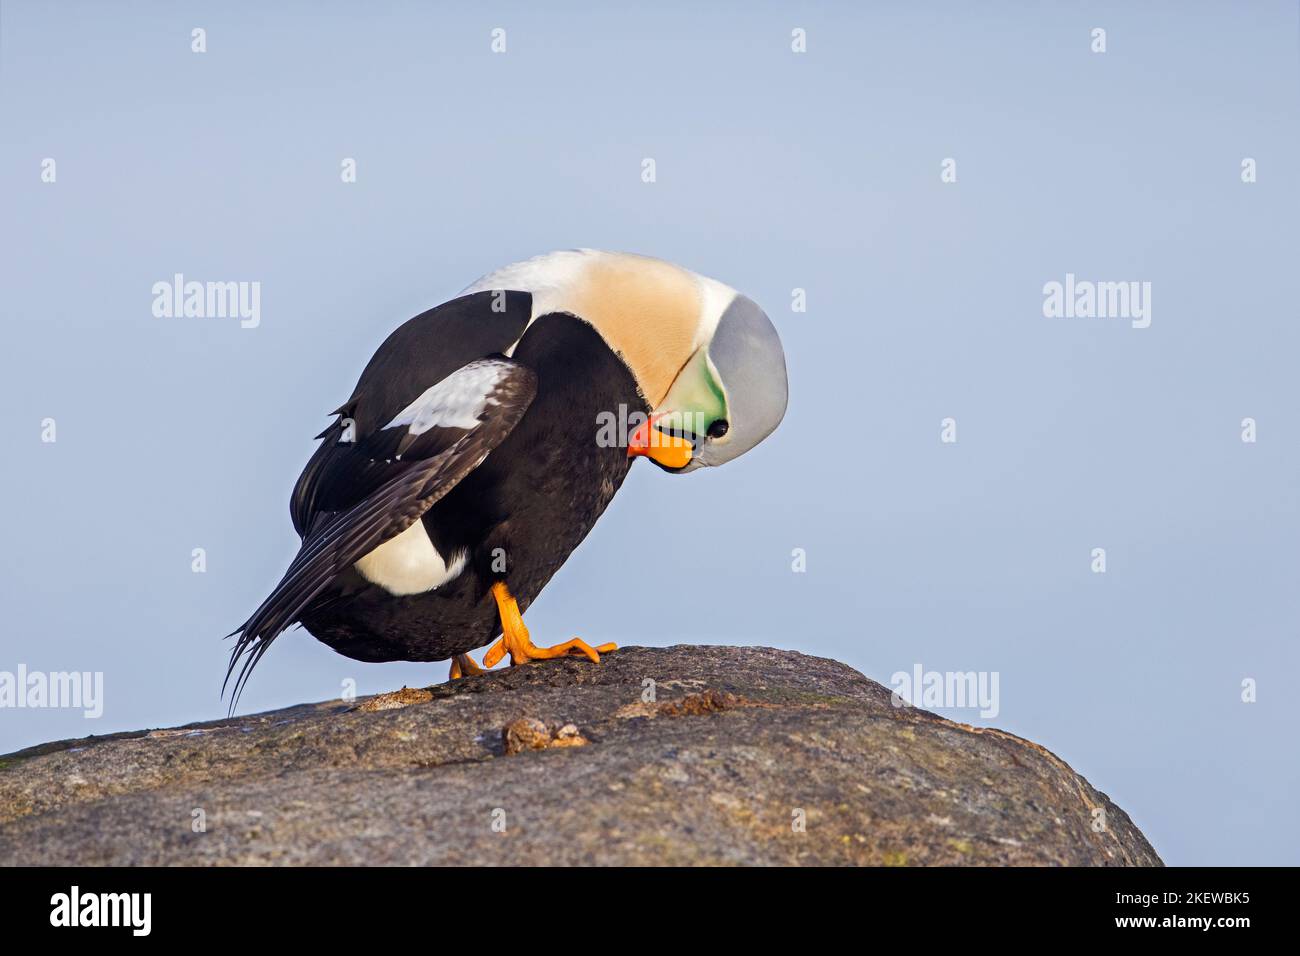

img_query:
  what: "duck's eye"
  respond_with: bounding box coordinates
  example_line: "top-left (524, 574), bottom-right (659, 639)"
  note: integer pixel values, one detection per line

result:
top-left (707, 419), bottom-right (729, 439)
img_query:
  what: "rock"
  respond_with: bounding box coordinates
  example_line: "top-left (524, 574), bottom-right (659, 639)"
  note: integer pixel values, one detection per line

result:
top-left (503, 717), bottom-right (589, 754)
top-left (357, 686), bottom-right (433, 712)
top-left (0, 645), bottom-right (1161, 866)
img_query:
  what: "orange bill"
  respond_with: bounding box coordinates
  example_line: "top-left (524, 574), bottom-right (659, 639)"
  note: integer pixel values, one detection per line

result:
top-left (627, 415), bottom-right (693, 469)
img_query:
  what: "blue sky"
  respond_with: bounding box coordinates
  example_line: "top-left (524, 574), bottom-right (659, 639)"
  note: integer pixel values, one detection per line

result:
top-left (2, 1), bottom-right (1297, 865)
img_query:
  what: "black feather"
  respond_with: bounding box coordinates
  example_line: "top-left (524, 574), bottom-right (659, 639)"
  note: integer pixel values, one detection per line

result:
top-left (226, 358), bottom-right (536, 712)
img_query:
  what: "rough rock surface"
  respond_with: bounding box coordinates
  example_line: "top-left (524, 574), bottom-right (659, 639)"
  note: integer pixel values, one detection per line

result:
top-left (0, 645), bottom-right (1161, 865)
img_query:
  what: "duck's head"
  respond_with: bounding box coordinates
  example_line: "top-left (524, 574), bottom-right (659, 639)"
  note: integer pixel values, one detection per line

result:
top-left (465, 249), bottom-right (789, 473)
top-left (625, 289), bottom-right (788, 473)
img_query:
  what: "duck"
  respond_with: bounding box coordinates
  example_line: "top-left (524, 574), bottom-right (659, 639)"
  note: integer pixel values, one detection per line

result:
top-left (225, 250), bottom-right (788, 707)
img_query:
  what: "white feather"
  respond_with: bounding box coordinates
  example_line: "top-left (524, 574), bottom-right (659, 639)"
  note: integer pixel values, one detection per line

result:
top-left (461, 249), bottom-right (598, 327)
top-left (385, 359), bottom-right (507, 434)
top-left (461, 249), bottom-right (740, 358)
top-left (693, 273), bottom-right (739, 348)
top-left (354, 521), bottom-right (468, 596)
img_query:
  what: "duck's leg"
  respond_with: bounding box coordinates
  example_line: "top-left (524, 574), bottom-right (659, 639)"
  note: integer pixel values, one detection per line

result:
top-left (448, 653), bottom-right (485, 680)
top-left (481, 581), bottom-right (616, 668)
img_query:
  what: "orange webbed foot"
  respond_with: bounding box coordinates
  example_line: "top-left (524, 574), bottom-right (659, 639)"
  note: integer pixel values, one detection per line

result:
top-left (483, 582), bottom-right (616, 668)
top-left (449, 653), bottom-right (485, 680)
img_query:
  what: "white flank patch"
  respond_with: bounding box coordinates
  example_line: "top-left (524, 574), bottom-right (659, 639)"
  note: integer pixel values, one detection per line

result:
top-left (354, 521), bottom-right (467, 596)
top-left (385, 359), bottom-right (506, 434)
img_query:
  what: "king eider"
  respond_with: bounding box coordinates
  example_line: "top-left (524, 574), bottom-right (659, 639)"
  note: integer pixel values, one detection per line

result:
top-left (225, 250), bottom-right (788, 707)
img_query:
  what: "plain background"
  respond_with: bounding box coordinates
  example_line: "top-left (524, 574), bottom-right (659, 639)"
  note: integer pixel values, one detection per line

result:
top-left (2, 1), bottom-right (1297, 866)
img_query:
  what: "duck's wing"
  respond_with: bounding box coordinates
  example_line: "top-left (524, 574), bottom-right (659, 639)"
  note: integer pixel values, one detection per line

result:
top-left (225, 356), bottom-right (536, 710)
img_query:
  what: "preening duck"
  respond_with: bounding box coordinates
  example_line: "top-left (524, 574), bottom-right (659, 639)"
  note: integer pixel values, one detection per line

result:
top-left (225, 250), bottom-right (788, 707)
